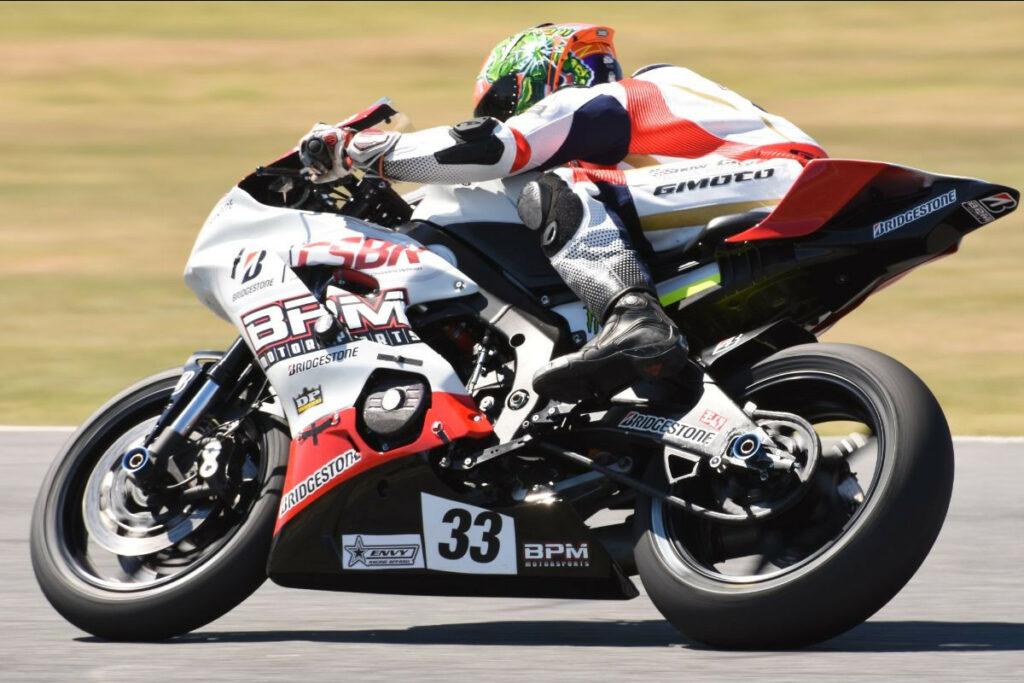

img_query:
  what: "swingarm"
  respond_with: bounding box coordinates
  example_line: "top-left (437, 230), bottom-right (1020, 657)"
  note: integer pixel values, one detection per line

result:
top-left (510, 375), bottom-right (821, 524)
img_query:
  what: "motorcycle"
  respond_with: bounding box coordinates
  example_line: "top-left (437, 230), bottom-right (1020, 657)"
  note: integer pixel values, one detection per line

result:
top-left (30, 101), bottom-right (1020, 648)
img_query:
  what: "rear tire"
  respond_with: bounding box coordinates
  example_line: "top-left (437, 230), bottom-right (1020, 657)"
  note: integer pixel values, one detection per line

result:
top-left (634, 343), bottom-right (954, 648)
top-left (30, 369), bottom-right (289, 641)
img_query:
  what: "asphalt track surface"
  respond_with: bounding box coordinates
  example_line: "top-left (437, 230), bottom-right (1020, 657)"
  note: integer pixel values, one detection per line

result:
top-left (1, 430), bottom-right (1022, 682)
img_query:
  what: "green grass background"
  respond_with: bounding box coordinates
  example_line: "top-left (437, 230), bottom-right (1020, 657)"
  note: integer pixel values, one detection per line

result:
top-left (1, 1), bottom-right (1022, 432)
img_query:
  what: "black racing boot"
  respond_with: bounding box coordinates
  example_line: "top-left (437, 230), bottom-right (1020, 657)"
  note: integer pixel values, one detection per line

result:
top-left (518, 171), bottom-right (690, 403)
top-left (533, 290), bottom-right (689, 403)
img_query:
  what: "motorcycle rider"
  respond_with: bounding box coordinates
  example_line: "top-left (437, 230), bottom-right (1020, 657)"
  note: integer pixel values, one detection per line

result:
top-left (298, 23), bottom-right (826, 403)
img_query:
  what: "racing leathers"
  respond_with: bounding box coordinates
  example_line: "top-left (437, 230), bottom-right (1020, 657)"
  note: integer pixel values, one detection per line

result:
top-left (312, 65), bottom-right (827, 402)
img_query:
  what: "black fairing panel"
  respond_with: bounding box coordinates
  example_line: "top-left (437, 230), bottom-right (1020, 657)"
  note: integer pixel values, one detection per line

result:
top-left (665, 177), bottom-right (1018, 349)
top-left (268, 457), bottom-right (638, 600)
top-left (430, 221), bottom-right (568, 293)
top-left (399, 220), bottom-right (570, 347)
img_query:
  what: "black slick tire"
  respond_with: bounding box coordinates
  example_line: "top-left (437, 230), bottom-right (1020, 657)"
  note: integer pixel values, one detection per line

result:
top-left (633, 343), bottom-right (954, 649)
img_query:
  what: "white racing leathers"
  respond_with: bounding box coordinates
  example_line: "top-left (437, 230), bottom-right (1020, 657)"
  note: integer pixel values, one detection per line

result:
top-left (353, 64), bottom-right (825, 321)
top-left (356, 64), bottom-right (825, 243)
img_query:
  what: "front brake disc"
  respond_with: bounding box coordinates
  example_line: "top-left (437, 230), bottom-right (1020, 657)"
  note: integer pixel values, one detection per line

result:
top-left (82, 422), bottom-right (214, 556)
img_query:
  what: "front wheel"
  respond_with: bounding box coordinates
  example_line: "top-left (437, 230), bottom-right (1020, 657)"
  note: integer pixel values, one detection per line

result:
top-left (30, 369), bottom-right (289, 640)
top-left (634, 343), bottom-right (954, 648)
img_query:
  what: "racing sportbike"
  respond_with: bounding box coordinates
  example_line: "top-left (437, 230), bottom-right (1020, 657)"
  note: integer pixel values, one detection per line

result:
top-left (30, 102), bottom-right (1020, 648)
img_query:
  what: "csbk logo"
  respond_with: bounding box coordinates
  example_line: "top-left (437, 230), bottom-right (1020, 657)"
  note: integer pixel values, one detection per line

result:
top-left (292, 236), bottom-right (426, 270)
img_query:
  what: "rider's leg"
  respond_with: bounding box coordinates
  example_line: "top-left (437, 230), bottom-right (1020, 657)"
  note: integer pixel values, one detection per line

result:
top-left (517, 172), bottom-right (688, 403)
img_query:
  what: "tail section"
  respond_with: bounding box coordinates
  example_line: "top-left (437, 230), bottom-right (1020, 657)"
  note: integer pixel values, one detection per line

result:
top-left (725, 159), bottom-right (1018, 243)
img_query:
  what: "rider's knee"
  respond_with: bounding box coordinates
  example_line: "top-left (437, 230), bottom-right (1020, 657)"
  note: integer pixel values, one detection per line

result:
top-left (516, 172), bottom-right (584, 257)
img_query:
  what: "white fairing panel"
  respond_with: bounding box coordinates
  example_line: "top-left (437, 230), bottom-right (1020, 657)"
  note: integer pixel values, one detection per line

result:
top-left (410, 174), bottom-right (538, 226)
top-left (184, 188), bottom-right (479, 437)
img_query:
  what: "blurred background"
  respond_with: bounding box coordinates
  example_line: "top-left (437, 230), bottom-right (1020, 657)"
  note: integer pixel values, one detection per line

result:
top-left (1, 1), bottom-right (1021, 433)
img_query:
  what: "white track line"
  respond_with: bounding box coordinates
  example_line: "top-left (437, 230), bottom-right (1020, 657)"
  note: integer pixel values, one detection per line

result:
top-left (953, 435), bottom-right (1024, 444)
top-left (0, 426), bottom-right (1021, 442)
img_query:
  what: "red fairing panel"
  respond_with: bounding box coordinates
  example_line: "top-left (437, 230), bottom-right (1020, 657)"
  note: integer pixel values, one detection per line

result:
top-left (273, 392), bottom-right (492, 534)
top-left (725, 159), bottom-right (928, 242)
top-left (337, 99), bottom-right (398, 130)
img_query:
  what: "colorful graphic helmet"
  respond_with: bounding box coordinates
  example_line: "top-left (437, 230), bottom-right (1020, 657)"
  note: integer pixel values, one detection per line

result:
top-left (473, 23), bottom-right (622, 121)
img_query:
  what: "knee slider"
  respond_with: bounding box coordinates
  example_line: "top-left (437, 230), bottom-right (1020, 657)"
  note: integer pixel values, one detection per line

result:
top-left (516, 173), bottom-right (583, 257)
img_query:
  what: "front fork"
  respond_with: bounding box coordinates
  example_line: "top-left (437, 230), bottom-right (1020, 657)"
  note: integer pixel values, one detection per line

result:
top-left (123, 337), bottom-right (257, 486)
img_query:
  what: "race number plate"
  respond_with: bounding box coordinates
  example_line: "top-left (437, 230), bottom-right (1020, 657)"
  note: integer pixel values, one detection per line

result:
top-left (420, 493), bottom-right (517, 575)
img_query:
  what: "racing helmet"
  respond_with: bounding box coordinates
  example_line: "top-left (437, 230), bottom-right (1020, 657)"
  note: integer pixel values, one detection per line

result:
top-left (472, 23), bottom-right (622, 121)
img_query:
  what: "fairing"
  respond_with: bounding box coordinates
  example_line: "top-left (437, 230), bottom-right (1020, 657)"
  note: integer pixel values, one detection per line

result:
top-left (268, 457), bottom-right (638, 600)
top-left (725, 158), bottom-right (1018, 243)
top-left (274, 393), bottom-right (491, 531)
top-left (673, 161), bottom-right (1019, 347)
top-left (184, 186), bottom-right (494, 529)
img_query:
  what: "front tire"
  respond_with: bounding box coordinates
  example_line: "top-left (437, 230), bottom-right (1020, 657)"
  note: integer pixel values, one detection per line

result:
top-left (30, 369), bottom-right (289, 641)
top-left (634, 343), bottom-right (954, 648)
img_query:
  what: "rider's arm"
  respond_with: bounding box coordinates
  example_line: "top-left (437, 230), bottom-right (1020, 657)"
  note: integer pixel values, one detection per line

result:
top-left (347, 84), bottom-right (632, 184)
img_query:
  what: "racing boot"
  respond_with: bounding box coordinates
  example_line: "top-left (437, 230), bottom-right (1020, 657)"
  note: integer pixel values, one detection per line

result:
top-left (517, 173), bottom-right (689, 403)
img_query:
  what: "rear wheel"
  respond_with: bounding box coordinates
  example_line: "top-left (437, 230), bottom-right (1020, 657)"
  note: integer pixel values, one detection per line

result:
top-left (30, 369), bottom-right (288, 641)
top-left (634, 343), bottom-right (954, 648)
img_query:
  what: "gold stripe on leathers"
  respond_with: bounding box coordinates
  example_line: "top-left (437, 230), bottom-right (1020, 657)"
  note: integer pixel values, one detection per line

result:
top-left (639, 200), bottom-right (780, 232)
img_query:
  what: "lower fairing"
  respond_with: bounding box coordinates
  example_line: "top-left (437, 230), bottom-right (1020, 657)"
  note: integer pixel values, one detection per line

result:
top-left (268, 457), bottom-right (638, 600)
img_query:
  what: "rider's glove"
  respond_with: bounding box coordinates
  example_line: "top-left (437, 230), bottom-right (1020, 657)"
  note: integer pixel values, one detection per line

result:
top-left (298, 123), bottom-right (353, 184)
